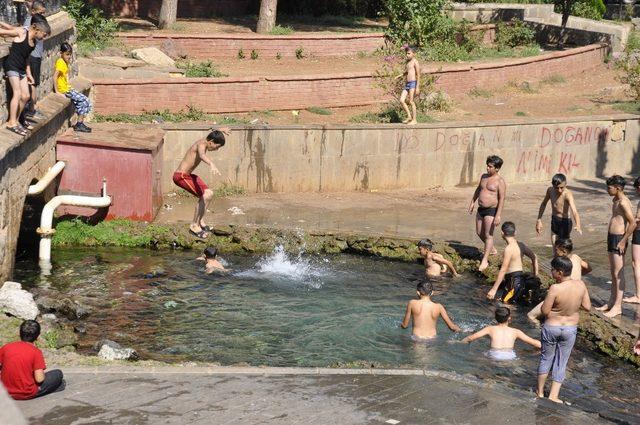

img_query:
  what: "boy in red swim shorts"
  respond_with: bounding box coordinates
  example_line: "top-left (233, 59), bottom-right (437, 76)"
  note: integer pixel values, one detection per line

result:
top-left (173, 127), bottom-right (230, 238)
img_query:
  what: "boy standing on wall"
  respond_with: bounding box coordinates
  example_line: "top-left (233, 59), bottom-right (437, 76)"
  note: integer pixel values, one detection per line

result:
top-left (21, 1), bottom-right (47, 122)
top-left (399, 45), bottom-right (420, 125)
top-left (173, 127), bottom-right (230, 239)
top-left (468, 155), bottom-right (507, 272)
top-left (536, 173), bottom-right (582, 247)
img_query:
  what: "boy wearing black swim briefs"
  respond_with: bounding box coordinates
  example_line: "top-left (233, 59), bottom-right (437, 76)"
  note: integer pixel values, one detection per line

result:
top-left (536, 174), bottom-right (582, 248)
top-left (623, 177), bottom-right (640, 305)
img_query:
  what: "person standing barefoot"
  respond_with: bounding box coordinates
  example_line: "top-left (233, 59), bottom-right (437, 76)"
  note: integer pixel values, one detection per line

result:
top-left (469, 155), bottom-right (506, 272)
top-left (623, 177), bottom-right (640, 304)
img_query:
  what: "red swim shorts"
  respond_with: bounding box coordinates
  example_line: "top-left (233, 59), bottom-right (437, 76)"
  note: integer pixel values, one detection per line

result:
top-left (173, 172), bottom-right (208, 197)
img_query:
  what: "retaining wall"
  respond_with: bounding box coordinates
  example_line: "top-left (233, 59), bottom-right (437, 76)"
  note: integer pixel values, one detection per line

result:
top-left (158, 115), bottom-right (640, 194)
top-left (92, 43), bottom-right (608, 115)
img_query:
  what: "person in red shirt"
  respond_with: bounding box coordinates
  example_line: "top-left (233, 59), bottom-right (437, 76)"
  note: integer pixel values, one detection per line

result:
top-left (0, 320), bottom-right (64, 400)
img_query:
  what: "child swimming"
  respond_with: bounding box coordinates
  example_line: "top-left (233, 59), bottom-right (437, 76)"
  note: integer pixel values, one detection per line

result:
top-left (417, 239), bottom-right (460, 278)
top-left (197, 246), bottom-right (227, 274)
top-left (400, 280), bottom-right (461, 340)
top-left (462, 307), bottom-right (541, 361)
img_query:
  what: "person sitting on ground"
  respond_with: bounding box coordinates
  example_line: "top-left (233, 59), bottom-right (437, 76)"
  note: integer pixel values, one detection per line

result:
top-left (417, 239), bottom-right (460, 278)
top-left (0, 13), bottom-right (50, 136)
top-left (536, 173), bottom-right (582, 247)
top-left (528, 238), bottom-right (591, 324)
top-left (462, 306), bottom-right (541, 361)
top-left (487, 221), bottom-right (539, 303)
top-left (173, 127), bottom-right (230, 239)
top-left (537, 256), bottom-right (590, 404)
top-left (54, 42), bottom-right (92, 133)
top-left (0, 320), bottom-right (65, 400)
top-left (197, 246), bottom-right (227, 273)
top-left (401, 280), bottom-right (461, 340)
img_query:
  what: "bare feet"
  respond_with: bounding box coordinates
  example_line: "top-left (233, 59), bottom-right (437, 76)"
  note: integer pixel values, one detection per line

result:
top-left (623, 296), bottom-right (640, 304)
top-left (407, 120), bottom-right (417, 125)
top-left (402, 118), bottom-right (410, 124)
top-left (548, 397), bottom-right (564, 404)
top-left (604, 308), bottom-right (622, 318)
top-left (479, 260), bottom-right (489, 272)
top-left (536, 391), bottom-right (544, 398)
top-left (595, 305), bottom-right (610, 312)
top-left (490, 248), bottom-right (498, 255)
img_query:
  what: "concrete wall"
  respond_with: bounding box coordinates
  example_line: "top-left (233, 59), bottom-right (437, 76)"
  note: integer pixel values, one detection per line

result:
top-left (159, 115), bottom-right (640, 194)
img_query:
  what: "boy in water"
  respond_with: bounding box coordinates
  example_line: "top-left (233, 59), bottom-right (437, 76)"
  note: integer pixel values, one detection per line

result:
top-left (469, 155), bottom-right (506, 272)
top-left (401, 280), bottom-right (461, 340)
top-left (197, 246), bottom-right (227, 274)
top-left (537, 256), bottom-right (591, 404)
top-left (536, 174), bottom-right (582, 246)
top-left (399, 45), bottom-right (420, 125)
top-left (173, 128), bottom-right (230, 239)
top-left (417, 239), bottom-right (460, 278)
top-left (487, 221), bottom-right (538, 303)
top-left (623, 177), bottom-right (640, 304)
top-left (596, 175), bottom-right (635, 318)
top-left (528, 238), bottom-right (591, 323)
top-left (462, 307), bottom-right (541, 360)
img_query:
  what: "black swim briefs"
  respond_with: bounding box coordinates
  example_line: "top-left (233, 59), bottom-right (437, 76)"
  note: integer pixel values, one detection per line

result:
top-left (633, 229), bottom-right (640, 246)
top-left (607, 233), bottom-right (627, 254)
top-left (477, 206), bottom-right (497, 218)
top-left (551, 216), bottom-right (572, 239)
top-left (501, 271), bottom-right (526, 303)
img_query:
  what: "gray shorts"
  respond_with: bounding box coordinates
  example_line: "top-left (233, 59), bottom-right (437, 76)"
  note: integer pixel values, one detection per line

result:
top-left (5, 70), bottom-right (26, 79)
top-left (538, 324), bottom-right (577, 383)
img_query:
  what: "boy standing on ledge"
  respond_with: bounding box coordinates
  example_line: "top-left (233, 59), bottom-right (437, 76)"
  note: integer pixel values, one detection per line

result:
top-left (400, 45), bottom-right (420, 125)
top-left (536, 173), bottom-right (582, 247)
top-left (173, 127), bottom-right (230, 239)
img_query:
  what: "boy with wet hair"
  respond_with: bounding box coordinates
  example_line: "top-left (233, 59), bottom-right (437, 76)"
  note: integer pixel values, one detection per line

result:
top-left (536, 173), bottom-right (582, 245)
top-left (173, 127), bottom-right (230, 239)
top-left (417, 239), bottom-right (460, 278)
top-left (487, 221), bottom-right (538, 303)
top-left (401, 280), bottom-right (461, 340)
top-left (399, 45), bottom-right (420, 125)
top-left (469, 155), bottom-right (506, 272)
top-left (462, 306), bottom-right (541, 360)
top-left (623, 177), bottom-right (640, 304)
top-left (537, 256), bottom-right (590, 404)
top-left (0, 320), bottom-right (65, 400)
top-left (596, 175), bottom-right (635, 318)
top-left (197, 246), bottom-right (227, 273)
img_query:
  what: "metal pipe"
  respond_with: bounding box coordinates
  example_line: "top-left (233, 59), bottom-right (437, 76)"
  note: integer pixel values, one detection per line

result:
top-left (27, 161), bottom-right (66, 195)
top-left (38, 179), bottom-right (111, 262)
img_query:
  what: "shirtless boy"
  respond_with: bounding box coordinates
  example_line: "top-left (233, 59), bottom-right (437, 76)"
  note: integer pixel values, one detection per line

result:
top-left (623, 177), bottom-right (640, 304)
top-left (528, 238), bottom-right (591, 323)
top-left (462, 307), bottom-right (541, 361)
top-left (400, 280), bottom-right (461, 340)
top-left (536, 174), bottom-right (582, 246)
top-left (487, 221), bottom-right (538, 303)
top-left (596, 175), bottom-right (635, 318)
top-left (417, 239), bottom-right (460, 278)
top-left (173, 128), bottom-right (230, 238)
top-left (400, 45), bottom-right (420, 125)
top-left (537, 256), bottom-right (591, 403)
top-left (469, 155), bottom-right (506, 272)
top-left (197, 246), bottom-right (227, 274)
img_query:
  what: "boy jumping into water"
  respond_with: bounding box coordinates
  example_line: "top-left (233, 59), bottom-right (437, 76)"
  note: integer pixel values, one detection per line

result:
top-left (173, 127), bottom-right (230, 239)
top-left (417, 239), bottom-right (460, 278)
top-left (401, 280), bottom-right (461, 340)
top-left (596, 175), bottom-right (635, 318)
top-left (536, 174), bottom-right (582, 246)
top-left (623, 177), bottom-right (640, 304)
top-left (462, 307), bottom-right (541, 360)
top-left (537, 256), bottom-right (591, 404)
top-left (469, 155), bottom-right (506, 272)
top-left (487, 222), bottom-right (538, 303)
top-left (399, 45), bottom-right (420, 125)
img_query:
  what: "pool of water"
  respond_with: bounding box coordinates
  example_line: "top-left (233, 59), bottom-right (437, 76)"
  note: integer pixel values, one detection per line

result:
top-left (14, 247), bottom-right (640, 420)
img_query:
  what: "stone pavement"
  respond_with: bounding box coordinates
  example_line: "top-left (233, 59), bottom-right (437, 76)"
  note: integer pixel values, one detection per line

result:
top-left (18, 367), bottom-right (607, 425)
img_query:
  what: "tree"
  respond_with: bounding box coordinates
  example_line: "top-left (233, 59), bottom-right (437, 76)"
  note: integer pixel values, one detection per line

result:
top-left (257, 0), bottom-right (278, 34)
top-left (158, 0), bottom-right (178, 29)
top-left (555, 0), bottom-right (576, 47)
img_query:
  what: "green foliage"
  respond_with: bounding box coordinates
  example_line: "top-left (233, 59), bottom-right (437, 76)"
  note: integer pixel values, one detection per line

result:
top-left (295, 47), bottom-right (305, 59)
top-left (423, 91), bottom-right (452, 112)
top-left (612, 102), bottom-right (640, 114)
top-left (306, 106), bottom-right (333, 115)
top-left (52, 219), bottom-right (173, 247)
top-left (42, 330), bottom-right (59, 349)
top-left (627, 31), bottom-right (640, 52)
top-left (63, 0), bottom-right (118, 53)
top-left (95, 107), bottom-right (250, 124)
top-left (214, 183), bottom-right (247, 197)
top-left (383, 0), bottom-right (458, 49)
top-left (515, 111), bottom-right (528, 116)
top-left (350, 105), bottom-right (435, 124)
top-left (468, 87), bottom-right (493, 98)
top-left (616, 31), bottom-right (640, 102)
top-left (250, 49), bottom-right (259, 60)
top-left (496, 19), bottom-right (536, 49)
top-left (541, 74), bottom-right (566, 84)
top-left (238, 49), bottom-right (246, 59)
top-left (270, 25), bottom-right (294, 35)
top-left (177, 60), bottom-right (227, 78)
top-left (571, 0), bottom-right (606, 20)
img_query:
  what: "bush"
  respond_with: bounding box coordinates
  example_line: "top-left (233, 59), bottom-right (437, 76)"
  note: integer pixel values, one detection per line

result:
top-left (63, 0), bottom-right (118, 53)
top-left (270, 25), bottom-right (294, 35)
top-left (496, 19), bottom-right (536, 49)
top-left (571, 0), bottom-right (605, 20)
top-left (617, 33), bottom-right (640, 101)
top-left (176, 60), bottom-right (227, 78)
top-left (383, 0), bottom-right (458, 49)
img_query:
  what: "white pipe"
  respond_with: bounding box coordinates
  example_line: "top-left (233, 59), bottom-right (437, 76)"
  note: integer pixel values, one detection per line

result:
top-left (28, 161), bottom-right (66, 195)
top-left (38, 179), bottom-right (111, 262)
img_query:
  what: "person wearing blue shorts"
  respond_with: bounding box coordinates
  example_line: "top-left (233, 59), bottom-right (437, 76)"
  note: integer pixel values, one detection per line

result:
top-left (399, 45), bottom-right (420, 125)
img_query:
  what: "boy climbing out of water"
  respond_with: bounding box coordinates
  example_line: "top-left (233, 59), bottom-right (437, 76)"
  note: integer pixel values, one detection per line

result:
top-left (462, 307), bottom-right (541, 360)
top-left (469, 155), bottom-right (506, 272)
top-left (528, 238), bottom-right (591, 324)
top-left (536, 173), bottom-right (582, 246)
top-left (596, 175), bottom-right (635, 318)
top-left (197, 246), bottom-right (227, 274)
top-left (399, 45), bottom-right (420, 125)
top-left (623, 177), bottom-right (640, 305)
top-left (417, 239), bottom-right (460, 278)
top-left (537, 256), bottom-right (590, 404)
top-left (401, 280), bottom-right (461, 340)
top-left (487, 221), bottom-right (539, 303)
top-left (173, 127), bottom-right (230, 239)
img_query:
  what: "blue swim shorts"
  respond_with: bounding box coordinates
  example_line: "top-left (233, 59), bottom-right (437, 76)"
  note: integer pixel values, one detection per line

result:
top-left (405, 80), bottom-right (417, 90)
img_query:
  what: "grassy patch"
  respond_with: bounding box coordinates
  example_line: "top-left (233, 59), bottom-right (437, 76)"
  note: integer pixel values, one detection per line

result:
top-left (176, 60), bottom-right (227, 78)
top-left (95, 108), bottom-right (250, 124)
top-left (42, 330), bottom-right (59, 349)
top-left (468, 87), bottom-right (493, 98)
top-left (612, 101), bottom-right (640, 114)
top-left (214, 183), bottom-right (247, 197)
top-left (306, 106), bottom-right (333, 115)
top-left (540, 74), bottom-right (566, 85)
top-left (52, 219), bottom-right (174, 247)
top-left (350, 106), bottom-right (435, 124)
top-left (269, 25), bottom-right (294, 35)
top-left (515, 111), bottom-right (528, 117)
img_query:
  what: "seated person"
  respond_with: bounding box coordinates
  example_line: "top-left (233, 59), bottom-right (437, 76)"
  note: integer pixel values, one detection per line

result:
top-left (0, 320), bottom-right (64, 400)
top-left (417, 239), bottom-right (460, 278)
top-left (197, 246), bottom-right (227, 273)
top-left (462, 307), bottom-right (541, 361)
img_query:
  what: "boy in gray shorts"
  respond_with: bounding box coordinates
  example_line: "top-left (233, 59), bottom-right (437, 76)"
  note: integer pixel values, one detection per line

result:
top-left (537, 256), bottom-right (591, 404)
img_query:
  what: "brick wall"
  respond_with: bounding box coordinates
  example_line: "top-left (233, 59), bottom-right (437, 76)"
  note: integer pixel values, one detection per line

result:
top-left (89, 0), bottom-right (251, 18)
top-left (92, 44), bottom-right (607, 115)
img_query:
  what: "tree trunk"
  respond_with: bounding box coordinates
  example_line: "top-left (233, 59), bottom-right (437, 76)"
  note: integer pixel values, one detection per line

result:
top-left (158, 0), bottom-right (178, 29)
top-left (256, 0), bottom-right (278, 34)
